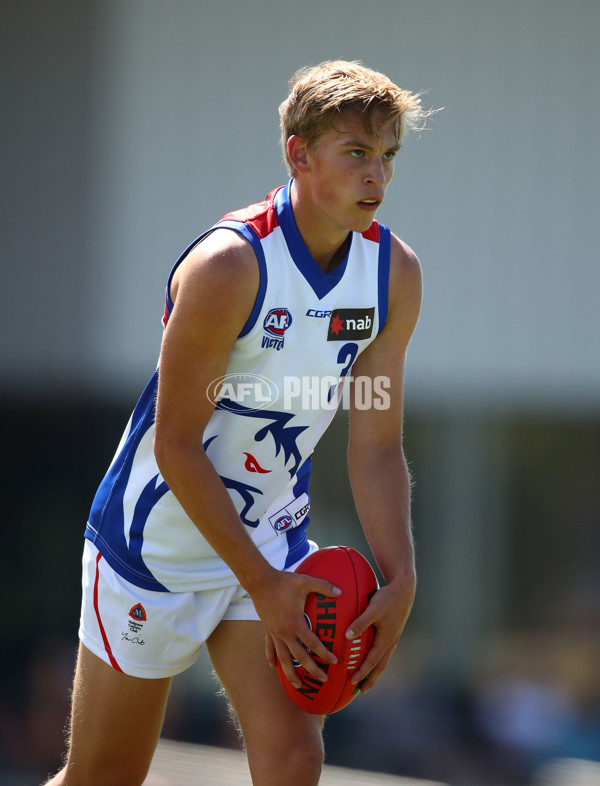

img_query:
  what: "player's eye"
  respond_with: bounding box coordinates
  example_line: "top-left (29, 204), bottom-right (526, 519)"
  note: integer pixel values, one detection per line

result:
top-left (383, 151), bottom-right (397, 161)
top-left (349, 149), bottom-right (365, 158)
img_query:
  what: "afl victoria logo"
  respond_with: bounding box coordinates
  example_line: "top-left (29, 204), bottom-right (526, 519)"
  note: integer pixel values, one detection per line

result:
top-left (263, 308), bottom-right (292, 337)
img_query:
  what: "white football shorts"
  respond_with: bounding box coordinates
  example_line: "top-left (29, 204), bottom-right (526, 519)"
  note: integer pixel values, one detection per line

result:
top-left (78, 538), bottom-right (318, 679)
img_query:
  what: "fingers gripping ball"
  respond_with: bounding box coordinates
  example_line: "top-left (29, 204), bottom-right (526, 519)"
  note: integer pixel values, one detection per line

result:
top-left (277, 546), bottom-right (378, 715)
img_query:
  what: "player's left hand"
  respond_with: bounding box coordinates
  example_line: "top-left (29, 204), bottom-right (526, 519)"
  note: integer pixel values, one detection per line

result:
top-left (344, 580), bottom-right (415, 692)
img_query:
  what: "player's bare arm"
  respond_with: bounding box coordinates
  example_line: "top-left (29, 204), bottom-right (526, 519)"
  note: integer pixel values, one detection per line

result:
top-left (154, 230), bottom-right (339, 687)
top-left (345, 233), bottom-right (422, 692)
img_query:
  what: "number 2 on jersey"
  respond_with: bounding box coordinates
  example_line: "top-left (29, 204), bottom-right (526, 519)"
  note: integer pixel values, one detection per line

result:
top-left (327, 342), bottom-right (359, 404)
top-left (338, 342), bottom-right (359, 378)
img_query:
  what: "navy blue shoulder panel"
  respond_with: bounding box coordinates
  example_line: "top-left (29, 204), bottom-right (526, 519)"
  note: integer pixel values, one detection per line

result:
top-left (217, 221), bottom-right (268, 337)
top-left (376, 224), bottom-right (391, 334)
top-left (164, 222), bottom-right (268, 338)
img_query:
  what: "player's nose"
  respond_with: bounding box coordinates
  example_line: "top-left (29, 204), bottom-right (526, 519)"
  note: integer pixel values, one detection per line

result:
top-left (364, 159), bottom-right (387, 186)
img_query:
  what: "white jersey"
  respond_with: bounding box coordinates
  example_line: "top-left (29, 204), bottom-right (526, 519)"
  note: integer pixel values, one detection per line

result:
top-left (86, 181), bottom-right (392, 592)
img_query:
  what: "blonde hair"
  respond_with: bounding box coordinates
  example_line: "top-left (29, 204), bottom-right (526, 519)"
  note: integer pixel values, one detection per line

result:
top-left (279, 60), bottom-right (430, 175)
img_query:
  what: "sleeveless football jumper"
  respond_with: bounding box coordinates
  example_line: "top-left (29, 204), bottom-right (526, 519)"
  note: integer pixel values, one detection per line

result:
top-left (85, 181), bottom-right (391, 592)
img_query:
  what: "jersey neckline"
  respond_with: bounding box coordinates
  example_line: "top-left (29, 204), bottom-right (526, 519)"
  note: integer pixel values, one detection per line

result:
top-left (274, 180), bottom-right (352, 300)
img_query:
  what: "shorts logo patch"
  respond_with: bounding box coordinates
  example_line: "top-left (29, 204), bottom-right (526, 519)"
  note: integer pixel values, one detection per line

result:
top-left (129, 603), bottom-right (147, 622)
top-left (327, 308), bottom-right (375, 341)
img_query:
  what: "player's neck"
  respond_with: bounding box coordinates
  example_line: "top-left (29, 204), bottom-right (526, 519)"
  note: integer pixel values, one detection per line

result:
top-left (307, 234), bottom-right (351, 274)
top-left (290, 181), bottom-right (351, 274)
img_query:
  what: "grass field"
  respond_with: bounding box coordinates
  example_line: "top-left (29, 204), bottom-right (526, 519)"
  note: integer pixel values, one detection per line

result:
top-left (144, 739), bottom-right (600, 785)
top-left (143, 739), bottom-right (449, 785)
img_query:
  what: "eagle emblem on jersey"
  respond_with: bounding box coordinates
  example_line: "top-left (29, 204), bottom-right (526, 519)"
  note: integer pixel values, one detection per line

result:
top-left (243, 452), bottom-right (271, 473)
top-left (262, 307), bottom-right (292, 351)
top-left (203, 407), bottom-right (307, 528)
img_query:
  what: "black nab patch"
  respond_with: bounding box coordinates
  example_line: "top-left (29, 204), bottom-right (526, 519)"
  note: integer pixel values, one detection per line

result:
top-left (327, 308), bottom-right (375, 341)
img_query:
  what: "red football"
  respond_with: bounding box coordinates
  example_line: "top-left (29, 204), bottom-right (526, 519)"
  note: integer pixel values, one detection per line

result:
top-left (277, 545), bottom-right (378, 715)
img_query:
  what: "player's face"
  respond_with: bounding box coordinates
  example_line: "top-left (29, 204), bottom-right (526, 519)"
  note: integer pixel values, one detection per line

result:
top-left (305, 111), bottom-right (400, 235)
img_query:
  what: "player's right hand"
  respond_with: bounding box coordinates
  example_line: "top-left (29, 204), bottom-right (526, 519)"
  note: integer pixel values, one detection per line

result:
top-left (252, 568), bottom-right (341, 689)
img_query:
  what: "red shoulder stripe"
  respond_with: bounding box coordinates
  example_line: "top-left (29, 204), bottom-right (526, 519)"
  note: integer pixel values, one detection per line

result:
top-left (361, 221), bottom-right (380, 242)
top-left (220, 187), bottom-right (282, 239)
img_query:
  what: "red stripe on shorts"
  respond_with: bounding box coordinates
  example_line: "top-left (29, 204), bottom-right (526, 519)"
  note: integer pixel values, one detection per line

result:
top-left (93, 552), bottom-right (124, 672)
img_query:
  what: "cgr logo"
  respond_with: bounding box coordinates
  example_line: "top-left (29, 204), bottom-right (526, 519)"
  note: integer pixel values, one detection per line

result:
top-left (262, 307), bottom-right (292, 351)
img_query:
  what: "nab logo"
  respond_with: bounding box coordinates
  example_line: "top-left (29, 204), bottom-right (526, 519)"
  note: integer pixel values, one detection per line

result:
top-left (327, 307), bottom-right (375, 341)
top-left (262, 307), bottom-right (292, 351)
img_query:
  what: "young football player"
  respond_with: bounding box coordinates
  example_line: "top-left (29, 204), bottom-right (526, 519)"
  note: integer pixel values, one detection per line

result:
top-left (46, 60), bottom-right (428, 786)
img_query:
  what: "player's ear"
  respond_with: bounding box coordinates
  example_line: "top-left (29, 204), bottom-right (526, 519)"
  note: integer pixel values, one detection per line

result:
top-left (287, 135), bottom-right (310, 173)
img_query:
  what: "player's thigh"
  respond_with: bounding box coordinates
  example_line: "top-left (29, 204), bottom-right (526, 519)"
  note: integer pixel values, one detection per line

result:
top-left (65, 642), bottom-right (171, 783)
top-left (206, 619), bottom-right (324, 749)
